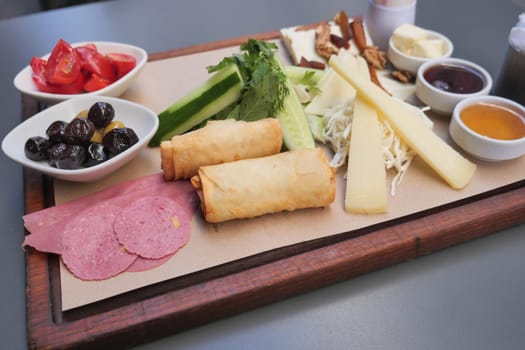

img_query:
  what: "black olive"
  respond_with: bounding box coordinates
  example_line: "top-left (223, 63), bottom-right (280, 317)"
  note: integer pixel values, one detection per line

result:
top-left (84, 142), bottom-right (108, 167)
top-left (46, 120), bottom-right (68, 143)
top-left (88, 101), bottom-right (115, 128)
top-left (47, 143), bottom-right (86, 169)
top-left (63, 117), bottom-right (95, 145)
top-left (103, 127), bottom-right (139, 155)
top-left (24, 136), bottom-right (51, 161)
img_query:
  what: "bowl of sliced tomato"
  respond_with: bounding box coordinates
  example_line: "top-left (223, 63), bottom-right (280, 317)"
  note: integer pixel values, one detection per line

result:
top-left (14, 39), bottom-right (148, 104)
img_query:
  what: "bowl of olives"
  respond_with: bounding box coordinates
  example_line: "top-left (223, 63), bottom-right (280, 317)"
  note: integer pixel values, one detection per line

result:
top-left (1, 96), bottom-right (158, 182)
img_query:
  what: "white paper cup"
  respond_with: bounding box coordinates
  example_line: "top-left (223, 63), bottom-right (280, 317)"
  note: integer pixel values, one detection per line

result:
top-left (365, 0), bottom-right (417, 50)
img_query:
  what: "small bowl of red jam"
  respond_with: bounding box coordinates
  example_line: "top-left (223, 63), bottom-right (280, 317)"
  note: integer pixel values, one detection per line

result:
top-left (450, 95), bottom-right (525, 161)
top-left (415, 57), bottom-right (492, 115)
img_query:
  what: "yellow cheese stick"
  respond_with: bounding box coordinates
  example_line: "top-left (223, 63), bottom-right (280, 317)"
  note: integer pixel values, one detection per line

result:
top-left (344, 55), bottom-right (388, 213)
top-left (329, 55), bottom-right (476, 189)
top-left (346, 98), bottom-right (389, 213)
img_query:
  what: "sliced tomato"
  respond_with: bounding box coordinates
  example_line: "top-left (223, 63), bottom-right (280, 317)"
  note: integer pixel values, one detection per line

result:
top-left (75, 46), bottom-right (116, 82)
top-left (106, 53), bottom-right (137, 79)
top-left (80, 43), bottom-right (97, 51)
top-left (83, 73), bottom-right (111, 92)
top-left (32, 72), bottom-right (85, 94)
top-left (30, 57), bottom-right (47, 76)
top-left (45, 39), bottom-right (82, 85)
top-left (31, 50), bottom-right (84, 94)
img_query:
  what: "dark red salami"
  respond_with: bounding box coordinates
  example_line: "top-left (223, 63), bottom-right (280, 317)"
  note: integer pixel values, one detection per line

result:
top-left (114, 196), bottom-right (191, 259)
top-left (61, 202), bottom-right (138, 281)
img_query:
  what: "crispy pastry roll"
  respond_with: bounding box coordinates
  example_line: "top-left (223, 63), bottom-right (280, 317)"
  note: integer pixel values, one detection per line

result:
top-left (160, 118), bottom-right (282, 180)
top-left (190, 148), bottom-right (336, 223)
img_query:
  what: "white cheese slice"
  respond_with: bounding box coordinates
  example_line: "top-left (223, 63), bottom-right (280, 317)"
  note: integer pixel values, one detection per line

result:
top-left (329, 55), bottom-right (477, 190)
top-left (304, 53), bottom-right (357, 116)
top-left (376, 71), bottom-right (416, 102)
top-left (345, 98), bottom-right (388, 213)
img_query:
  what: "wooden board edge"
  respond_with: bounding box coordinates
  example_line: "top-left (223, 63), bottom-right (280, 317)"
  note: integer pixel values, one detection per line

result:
top-left (147, 30), bottom-right (281, 62)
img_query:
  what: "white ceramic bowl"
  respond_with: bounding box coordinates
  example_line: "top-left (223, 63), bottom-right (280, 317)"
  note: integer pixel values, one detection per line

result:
top-left (387, 30), bottom-right (453, 74)
top-left (1, 96), bottom-right (158, 182)
top-left (415, 57), bottom-right (492, 115)
top-left (13, 41), bottom-right (148, 104)
top-left (449, 95), bottom-right (525, 161)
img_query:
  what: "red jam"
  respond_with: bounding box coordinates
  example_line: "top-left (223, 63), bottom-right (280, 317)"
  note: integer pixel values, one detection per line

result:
top-left (423, 64), bottom-right (485, 94)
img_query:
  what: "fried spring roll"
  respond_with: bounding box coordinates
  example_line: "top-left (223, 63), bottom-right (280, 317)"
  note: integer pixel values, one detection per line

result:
top-left (190, 148), bottom-right (336, 223)
top-left (161, 118), bottom-right (283, 181)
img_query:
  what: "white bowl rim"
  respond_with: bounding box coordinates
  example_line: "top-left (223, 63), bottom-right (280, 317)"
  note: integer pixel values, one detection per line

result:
top-left (13, 41), bottom-right (148, 102)
top-left (452, 95), bottom-right (525, 145)
top-left (416, 57), bottom-right (493, 98)
top-left (388, 29), bottom-right (454, 63)
top-left (1, 95), bottom-right (158, 179)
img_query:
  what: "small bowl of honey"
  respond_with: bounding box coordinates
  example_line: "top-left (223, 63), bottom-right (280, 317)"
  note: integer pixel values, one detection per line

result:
top-left (415, 57), bottom-right (492, 115)
top-left (449, 95), bottom-right (525, 161)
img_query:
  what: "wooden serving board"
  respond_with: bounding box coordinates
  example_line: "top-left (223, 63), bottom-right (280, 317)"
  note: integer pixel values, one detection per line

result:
top-left (23, 32), bottom-right (525, 350)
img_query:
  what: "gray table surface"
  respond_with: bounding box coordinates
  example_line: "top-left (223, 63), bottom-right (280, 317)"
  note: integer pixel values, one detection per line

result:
top-left (1, 0), bottom-right (525, 349)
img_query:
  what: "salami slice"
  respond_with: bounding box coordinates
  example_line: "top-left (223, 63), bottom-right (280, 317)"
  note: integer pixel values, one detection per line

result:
top-left (22, 226), bottom-right (62, 255)
top-left (114, 196), bottom-right (192, 259)
top-left (22, 174), bottom-right (198, 279)
top-left (61, 202), bottom-right (137, 281)
top-left (126, 254), bottom-right (174, 272)
top-left (23, 174), bottom-right (197, 236)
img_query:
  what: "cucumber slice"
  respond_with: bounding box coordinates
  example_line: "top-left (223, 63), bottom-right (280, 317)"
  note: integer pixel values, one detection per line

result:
top-left (277, 75), bottom-right (316, 150)
top-left (284, 65), bottom-right (325, 86)
top-left (306, 114), bottom-right (327, 143)
top-left (149, 64), bottom-right (244, 146)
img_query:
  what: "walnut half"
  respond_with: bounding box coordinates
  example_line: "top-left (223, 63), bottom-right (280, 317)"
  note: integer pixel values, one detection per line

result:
top-left (391, 70), bottom-right (415, 84)
top-left (362, 46), bottom-right (387, 70)
top-left (315, 21), bottom-right (339, 60)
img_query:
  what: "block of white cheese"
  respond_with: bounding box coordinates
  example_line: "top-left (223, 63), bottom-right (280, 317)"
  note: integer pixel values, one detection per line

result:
top-left (392, 24), bottom-right (445, 58)
top-left (345, 98), bottom-right (388, 214)
top-left (280, 28), bottom-right (325, 64)
top-left (412, 38), bottom-right (445, 58)
top-left (280, 21), bottom-right (365, 65)
top-left (392, 24), bottom-right (428, 53)
top-left (329, 54), bottom-right (477, 190)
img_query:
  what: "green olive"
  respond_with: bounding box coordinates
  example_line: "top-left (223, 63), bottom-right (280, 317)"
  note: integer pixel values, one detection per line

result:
top-left (76, 109), bottom-right (89, 118)
top-left (104, 121), bottom-right (126, 135)
top-left (90, 129), bottom-right (104, 144)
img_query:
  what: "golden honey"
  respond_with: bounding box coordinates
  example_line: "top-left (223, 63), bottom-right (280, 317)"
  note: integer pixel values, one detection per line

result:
top-left (459, 102), bottom-right (525, 140)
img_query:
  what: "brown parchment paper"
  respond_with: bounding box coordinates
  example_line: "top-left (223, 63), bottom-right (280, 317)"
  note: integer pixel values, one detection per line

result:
top-left (55, 43), bottom-right (525, 311)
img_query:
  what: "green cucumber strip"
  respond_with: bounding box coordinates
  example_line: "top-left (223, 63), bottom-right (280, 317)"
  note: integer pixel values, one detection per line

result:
top-left (306, 114), bottom-right (327, 144)
top-left (277, 73), bottom-right (316, 150)
top-left (149, 64), bottom-right (244, 146)
top-left (284, 65), bottom-right (325, 86)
